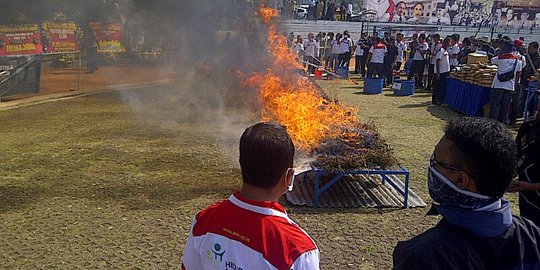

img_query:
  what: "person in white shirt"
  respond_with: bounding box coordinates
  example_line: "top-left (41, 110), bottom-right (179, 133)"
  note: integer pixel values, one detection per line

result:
top-left (354, 36), bottom-right (365, 74)
top-left (366, 37), bottom-right (388, 78)
top-left (427, 34), bottom-right (442, 91)
top-left (346, 1), bottom-right (353, 21)
top-left (304, 32), bottom-right (320, 74)
top-left (490, 39), bottom-right (523, 124)
top-left (293, 35), bottom-right (304, 61)
top-left (182, 122), bottom-right (319, 270)
top-left (510, 40), bottom-right (528, 123)
top-left (448, 35), bottom-right (461, 69)
top-left (432, 37), bottom-right (452, 105)
top-left (323, 32), bottom-right (335, 70)
top-left (329, 33), bottom-right (342, 70)
top-left (395, 33), bottom-right (408, 71)
top-left (408, 34), bottom-right (429, 88)
top-left (338, 33), bottom-right (353, 67)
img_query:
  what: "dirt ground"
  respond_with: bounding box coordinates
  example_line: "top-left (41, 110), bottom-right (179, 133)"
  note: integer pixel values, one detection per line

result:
top-left (4, 64), bottom-right (178, 101)
top-left (0, 75), bottom-right (519, 269)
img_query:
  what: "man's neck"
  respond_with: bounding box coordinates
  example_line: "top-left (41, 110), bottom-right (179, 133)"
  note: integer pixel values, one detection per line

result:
top-left (239, 184), bottom-right (280, 202)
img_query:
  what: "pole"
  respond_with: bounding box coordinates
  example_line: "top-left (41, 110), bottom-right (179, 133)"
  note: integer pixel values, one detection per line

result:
top-left (77, 51), bottom-right (81, 91)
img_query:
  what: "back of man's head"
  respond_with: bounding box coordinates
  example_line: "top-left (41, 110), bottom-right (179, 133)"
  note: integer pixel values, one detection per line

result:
top-left (444, 117), bottom-right (516, 197)
top-left (239, 122), bottom-right (295, 189)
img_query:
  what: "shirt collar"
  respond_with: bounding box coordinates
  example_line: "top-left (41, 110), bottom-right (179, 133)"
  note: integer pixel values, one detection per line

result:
top-left (232, 191), bottom-right (287, 214)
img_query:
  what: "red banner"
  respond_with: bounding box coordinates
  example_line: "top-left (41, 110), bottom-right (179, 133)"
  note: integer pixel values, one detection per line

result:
top-left (42, 22), bottom-right (79, 53)
top-left (0, 25), bottom-right (44, 56)
top-left (89, 22), bottom-right (125, 53)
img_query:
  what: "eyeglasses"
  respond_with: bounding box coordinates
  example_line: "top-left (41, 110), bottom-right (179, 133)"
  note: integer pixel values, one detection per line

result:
top-left (429, 154), bottom-right (463, 172)
top-left (430, 154), bottom-right (476, 179)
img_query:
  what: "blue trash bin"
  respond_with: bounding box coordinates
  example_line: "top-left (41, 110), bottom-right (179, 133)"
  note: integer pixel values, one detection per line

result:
top-left (393, 80), bottom-right (415, 96)
top-left (336, 66), bottom-right (349, 78)
top-left (364, 78), bottom-right (384, 94)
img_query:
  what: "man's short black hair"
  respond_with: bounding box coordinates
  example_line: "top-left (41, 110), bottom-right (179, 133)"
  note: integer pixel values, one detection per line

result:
top-left (444, 117), bottom-right (516, 197)
top-left (239, 122), bottom-right (295, 189)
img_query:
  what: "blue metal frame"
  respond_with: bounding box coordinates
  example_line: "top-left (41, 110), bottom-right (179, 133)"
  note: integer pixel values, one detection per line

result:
top-left (524, 81), bottom-right (539, 119)
top-left (304, 165), bottom-right (411, 208)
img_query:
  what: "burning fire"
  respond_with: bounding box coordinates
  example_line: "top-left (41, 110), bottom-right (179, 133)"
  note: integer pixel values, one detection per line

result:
top-left (244, 7), bottom-right (361, 151)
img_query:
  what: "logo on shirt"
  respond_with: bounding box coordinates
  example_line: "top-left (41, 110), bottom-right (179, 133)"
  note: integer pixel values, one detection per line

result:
top-left (206, 243), bottom-right (226, 267)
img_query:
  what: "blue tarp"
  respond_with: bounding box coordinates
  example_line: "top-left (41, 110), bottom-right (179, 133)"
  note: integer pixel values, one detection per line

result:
top-left (444, 78), bottom-right (491, 117)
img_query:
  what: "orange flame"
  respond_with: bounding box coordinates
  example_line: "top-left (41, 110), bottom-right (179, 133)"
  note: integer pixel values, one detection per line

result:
top-left (260, 6), bottom-right (279, 23)
top-left (245, 7), bottom-right (360, 151)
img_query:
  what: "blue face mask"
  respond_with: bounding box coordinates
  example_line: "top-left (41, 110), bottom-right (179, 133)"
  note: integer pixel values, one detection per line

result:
top-left (428, 165), bottom-right (497, 209)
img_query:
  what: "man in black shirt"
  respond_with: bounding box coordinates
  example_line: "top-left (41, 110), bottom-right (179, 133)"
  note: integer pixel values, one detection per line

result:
top-left (517, 42), bottom-right (540, 118)
top-left (510, 118), bottom-right (540, 226)
top-left (385, 38), bottom-right (398, 87)
top-left (393, 117), bottom-right (540, 270)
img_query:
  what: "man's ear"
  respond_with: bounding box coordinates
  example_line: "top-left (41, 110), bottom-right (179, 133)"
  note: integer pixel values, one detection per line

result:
top-left (285, 168), bottom-right (295, 186)
top-left (454, 171), bottom-right (474, 191)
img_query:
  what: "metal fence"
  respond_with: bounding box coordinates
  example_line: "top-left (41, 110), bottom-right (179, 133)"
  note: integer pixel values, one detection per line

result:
top-left (0, 56), bottom-right (42, 99)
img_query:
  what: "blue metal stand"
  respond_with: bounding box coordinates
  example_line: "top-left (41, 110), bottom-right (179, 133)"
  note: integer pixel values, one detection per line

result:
top-left (305, 165), bottom-right (411, 208)
top-left (524, 81), bottom-right (539, 119)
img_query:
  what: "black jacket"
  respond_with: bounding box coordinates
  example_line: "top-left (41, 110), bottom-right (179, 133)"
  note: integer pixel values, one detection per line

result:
top-left (516, 120), bottom-right (540, 226)
top-left (521, 52), bottom-right (540, 86)
top-left (393, 217), bottom-right (540, 270)
top-left (385, 45), bottom-right (398, 65)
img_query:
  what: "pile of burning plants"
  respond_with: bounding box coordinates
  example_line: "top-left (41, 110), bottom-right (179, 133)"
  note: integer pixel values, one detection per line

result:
top-left (242, 7), bottom-right (397, 172)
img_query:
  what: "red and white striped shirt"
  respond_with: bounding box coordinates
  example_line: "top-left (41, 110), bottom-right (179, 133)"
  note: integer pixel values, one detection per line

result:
top-left (369, 42), bottom-right (388, 64)
top-left (182, 192), bottom-right (319, 270)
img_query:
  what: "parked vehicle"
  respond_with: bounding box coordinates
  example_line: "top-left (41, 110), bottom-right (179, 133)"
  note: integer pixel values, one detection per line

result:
top-left (295, 5), bottom-right (309, 20)
top-left (350, 10), bottom-right (377, 22)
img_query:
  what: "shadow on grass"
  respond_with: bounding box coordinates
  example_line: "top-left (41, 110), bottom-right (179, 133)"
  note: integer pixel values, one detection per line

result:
top-left (398, 101), bottom-right (432, 108)
top-left (0, 186), bottom-right (46, 214)
top-left (383, 93), bottom-right (415, 97)
top-left (0, 178), bottom-right (239, 213)
top-left (280, 197), bottom-right (403, 215)
top-left (354, 92), bottom-right (375, 96)
top-left (89, 183), bottom-right (238, 210)
top-left (427, 105), bottom-right (461, 121)
top-left (414, 93), bottom-right (433, 98)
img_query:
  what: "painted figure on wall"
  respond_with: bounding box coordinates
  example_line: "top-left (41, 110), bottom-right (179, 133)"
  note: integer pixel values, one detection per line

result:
top-left (393, 1), bottom-right (407, 22)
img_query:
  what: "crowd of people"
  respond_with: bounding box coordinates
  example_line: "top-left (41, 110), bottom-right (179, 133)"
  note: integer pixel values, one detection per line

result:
top-left (289, 30), bottom-right (540, 125)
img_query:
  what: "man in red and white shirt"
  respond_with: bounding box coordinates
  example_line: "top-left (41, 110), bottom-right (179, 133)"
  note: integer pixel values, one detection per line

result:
top-left (182, 123), bottom-right (319, 270)
top-left (490, 38), bottom-right (523, 124)
top-left (366, 37), bottom-right (388, 78)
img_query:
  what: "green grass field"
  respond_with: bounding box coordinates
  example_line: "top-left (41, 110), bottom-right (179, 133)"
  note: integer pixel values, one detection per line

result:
top-left (0, 80), bottom-right (519, 269)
